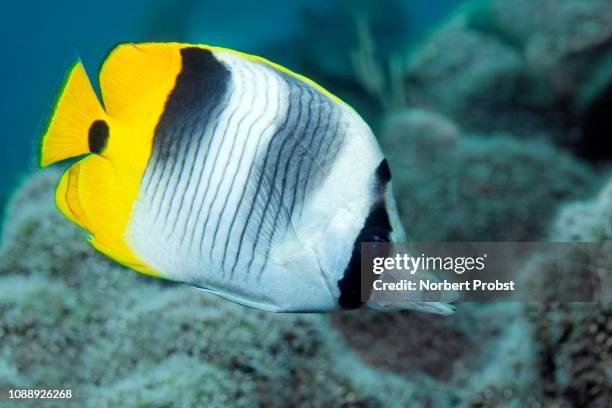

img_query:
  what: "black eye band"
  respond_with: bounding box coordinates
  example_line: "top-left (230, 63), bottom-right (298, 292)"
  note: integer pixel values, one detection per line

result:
top-left (336, 159), bottom-right (394, 309)
top-left (337, 200), bottom-right (392, 309)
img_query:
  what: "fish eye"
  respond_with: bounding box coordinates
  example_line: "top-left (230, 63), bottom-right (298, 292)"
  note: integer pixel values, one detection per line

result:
top-left (366, 234), bottom-right (389, 243)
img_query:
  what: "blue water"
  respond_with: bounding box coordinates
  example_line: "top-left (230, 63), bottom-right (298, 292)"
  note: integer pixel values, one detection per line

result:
top-left (0, 0), bottom-right (462, 200)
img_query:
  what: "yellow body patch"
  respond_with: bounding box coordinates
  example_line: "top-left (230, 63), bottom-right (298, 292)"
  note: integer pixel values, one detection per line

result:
top-left (41, 44), bottom-right (184, 277)
top-left (93, 44), bottom-right (181, 277)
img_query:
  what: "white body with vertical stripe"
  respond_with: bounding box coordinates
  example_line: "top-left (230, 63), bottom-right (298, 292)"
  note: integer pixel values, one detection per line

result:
top-left (126, 49), bottom-right (387, 311)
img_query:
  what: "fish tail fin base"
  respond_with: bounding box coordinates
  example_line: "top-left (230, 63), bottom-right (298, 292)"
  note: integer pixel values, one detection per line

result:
top-left (39, 60), bottom-right (107, 167)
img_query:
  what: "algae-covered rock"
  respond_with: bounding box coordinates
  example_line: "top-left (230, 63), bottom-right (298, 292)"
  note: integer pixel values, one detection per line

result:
top-left (332, 303), bottom-right (542, 406)
top-left (0, 148), bottom-right (601, 408)
top-left (88, 355), bottom-right (245, 407)
top-left (396, 12), bottom-right (611, 406)
top-left (522, 177), bottom-right (612, 407)
top-left (405, 0), bottom-right (612, 159)
top-left (0, 169), bottom-right (551, 408)
top-left (405, 16), bottom-right (530, 137)
top-left (381, 110), bottom-right (596, 241)
top-left (526, 303), bottom-right (611, 407)
top-left (0, 170), bottom-right (432, 407)
top-left (475, 0), bottom-right (612, 70)
top-left (551, 178), bottom-right (612, 243)
top-left (382, 109), bottom-right (459, 152)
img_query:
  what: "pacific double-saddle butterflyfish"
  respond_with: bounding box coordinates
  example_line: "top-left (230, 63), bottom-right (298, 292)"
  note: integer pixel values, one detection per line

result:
top-left (39, 42), bottom-right (455, 315)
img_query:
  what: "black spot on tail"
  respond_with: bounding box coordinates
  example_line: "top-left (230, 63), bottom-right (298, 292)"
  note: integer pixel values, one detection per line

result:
top-left (88, 120), bottom-right (109, 154)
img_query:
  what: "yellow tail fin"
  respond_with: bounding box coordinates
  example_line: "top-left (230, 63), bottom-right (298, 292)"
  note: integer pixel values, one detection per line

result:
top-left (39, 60), bottom-right (108, 167)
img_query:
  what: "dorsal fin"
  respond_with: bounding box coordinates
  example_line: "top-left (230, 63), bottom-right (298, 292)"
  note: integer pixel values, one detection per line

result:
top-left (98, 43), bottom-right (183, 120)
top-left (201, 44), bottom-right (345, 106)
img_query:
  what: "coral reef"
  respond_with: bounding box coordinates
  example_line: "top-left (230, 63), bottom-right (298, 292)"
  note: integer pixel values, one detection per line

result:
top-left (0, 170), bottom-right (442, 407)
top-left (0, 169), bottom-right (544, 407)
top-left (1, 168), bottom-right (603, 408)
top-left (521, 178), bottom-right (612, 407)
top-left (526, 302), bottom-right (610, 407)
top-left (404, 0), bottom-right (612, 161)
top-left (332, 303), bottom-right (542, 406)
top-left (380, 108), bottom-right (596, 241)
top-left (405, 17), bottom-right (528, 136)
top-left (376, 1), bottom-right (611, 404)
top-left (551, 179), bottom-right (612, 243)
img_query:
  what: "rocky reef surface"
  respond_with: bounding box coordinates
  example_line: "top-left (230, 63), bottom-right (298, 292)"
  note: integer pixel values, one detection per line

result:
top-left (0, 170), bottom-right (422, 407)
top-left (380, 108), bottom-right (597, 242)
top-left (522, 182), bottom-right (612, 407)
top-left (404, 0), bottom-right (612, 162)
top-left (1, 172), bottom-right (609, 407)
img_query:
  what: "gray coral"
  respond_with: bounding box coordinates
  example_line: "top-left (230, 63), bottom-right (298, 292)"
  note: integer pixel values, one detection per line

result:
top-left (0, 167), bottom-right (562, 408)
top-left (381, 109), bottom-right (596, 241)
top-left (404, 0), bottom-right (612, 159)
top-left (522, 177), bottom-right (612, 407)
